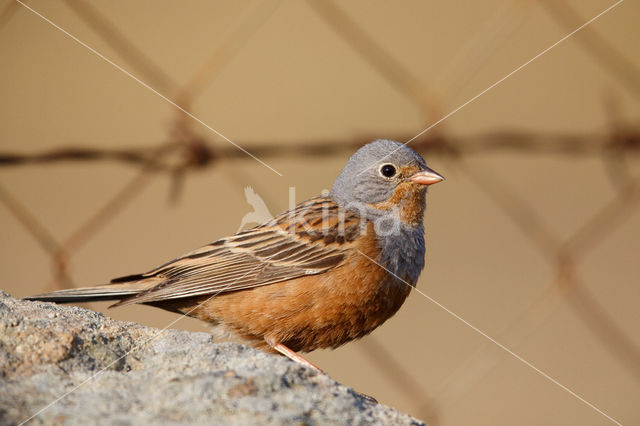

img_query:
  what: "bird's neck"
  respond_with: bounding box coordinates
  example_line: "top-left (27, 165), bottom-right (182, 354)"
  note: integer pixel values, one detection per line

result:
top-left (377, 222), bottom-right (426, 286)
top-left (330, 187), bottom-right (428, 285)
top-left (366, 186), bottom-right (427, 285)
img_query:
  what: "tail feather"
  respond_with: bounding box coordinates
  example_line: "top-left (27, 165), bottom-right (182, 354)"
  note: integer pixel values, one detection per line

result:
top-left (23, 282), bottom-right (153, 305)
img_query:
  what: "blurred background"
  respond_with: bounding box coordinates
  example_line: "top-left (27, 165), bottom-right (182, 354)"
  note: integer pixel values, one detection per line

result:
top-left (1, 1), bottom-right (639, 424)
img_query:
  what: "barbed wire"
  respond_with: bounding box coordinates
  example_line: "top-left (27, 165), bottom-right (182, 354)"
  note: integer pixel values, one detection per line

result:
top-left (2, 127), bottom-right (638, 166)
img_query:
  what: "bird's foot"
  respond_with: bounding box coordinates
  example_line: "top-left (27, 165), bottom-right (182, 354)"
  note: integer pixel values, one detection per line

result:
top-left (265, 338), bottom-right (323, 372)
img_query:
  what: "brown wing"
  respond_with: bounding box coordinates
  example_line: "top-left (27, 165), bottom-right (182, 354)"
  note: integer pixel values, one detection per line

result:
top-left (113, 197), bottom-right (363, 306)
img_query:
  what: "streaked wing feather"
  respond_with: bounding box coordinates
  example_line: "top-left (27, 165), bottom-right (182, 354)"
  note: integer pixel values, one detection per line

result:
top-left (116, 197), bottom-right (363, 306)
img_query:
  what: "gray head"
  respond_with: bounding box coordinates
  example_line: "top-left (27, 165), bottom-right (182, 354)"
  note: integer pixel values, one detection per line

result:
top-left (330, 139), bottom-right (442, 217)
top-left (330, 140), bottom-right (443, 285)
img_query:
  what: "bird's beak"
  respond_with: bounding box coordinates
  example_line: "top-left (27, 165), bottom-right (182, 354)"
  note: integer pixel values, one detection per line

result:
top-left (409, 167), bottom-right (445, 185)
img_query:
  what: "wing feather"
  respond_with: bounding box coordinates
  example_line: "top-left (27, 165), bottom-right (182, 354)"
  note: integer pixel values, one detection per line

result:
top-left (114, 197), bottom-right (363, 306)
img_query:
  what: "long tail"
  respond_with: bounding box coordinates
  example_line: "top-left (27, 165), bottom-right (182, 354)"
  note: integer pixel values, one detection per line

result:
top-left (23, 281), bottom-right (154, 305)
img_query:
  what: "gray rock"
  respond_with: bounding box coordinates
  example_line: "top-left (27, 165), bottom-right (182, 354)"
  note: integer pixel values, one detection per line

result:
top-left (0, 292), bottom-right (423, 425)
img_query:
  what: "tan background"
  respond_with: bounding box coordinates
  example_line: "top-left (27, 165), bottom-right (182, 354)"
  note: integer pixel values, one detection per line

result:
top-left (1, 1), bottom-right (639, 424)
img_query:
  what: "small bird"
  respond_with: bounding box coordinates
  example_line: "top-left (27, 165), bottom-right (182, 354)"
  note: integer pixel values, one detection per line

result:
top-left (25, 140), bottom-right (444, 371)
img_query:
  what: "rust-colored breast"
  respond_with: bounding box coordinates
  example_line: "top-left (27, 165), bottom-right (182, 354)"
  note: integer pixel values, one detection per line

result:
top-left (181, 222), bottom-right (412, 352)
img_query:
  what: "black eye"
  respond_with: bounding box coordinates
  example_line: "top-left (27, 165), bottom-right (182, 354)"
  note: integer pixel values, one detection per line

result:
top-left (379, 164), bottom-right (397, 178)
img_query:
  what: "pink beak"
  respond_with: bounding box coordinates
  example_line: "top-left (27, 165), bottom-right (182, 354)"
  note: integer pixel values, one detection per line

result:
top-left (409, 167), bottom-right (445, 185)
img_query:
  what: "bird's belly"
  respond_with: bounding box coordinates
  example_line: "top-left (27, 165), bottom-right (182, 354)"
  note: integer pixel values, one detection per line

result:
top-left (189, 234), bottom-right (412, 352)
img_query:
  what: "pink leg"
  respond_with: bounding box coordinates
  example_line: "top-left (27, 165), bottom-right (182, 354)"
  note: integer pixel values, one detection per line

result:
top-left (264, 338), bottom-right (377, 403)
top-left (265, 338), bottom-right (323, 372)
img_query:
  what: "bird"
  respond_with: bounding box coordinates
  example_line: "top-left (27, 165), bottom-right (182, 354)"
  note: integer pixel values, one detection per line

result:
top-left (25, 139), bottom-right (444, 372)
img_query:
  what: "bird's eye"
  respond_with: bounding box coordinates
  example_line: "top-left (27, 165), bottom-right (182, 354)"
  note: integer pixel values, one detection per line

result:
top-left (379, 163), bottom-right (397, 178)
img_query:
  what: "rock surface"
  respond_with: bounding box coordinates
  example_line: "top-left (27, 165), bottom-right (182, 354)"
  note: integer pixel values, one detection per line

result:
top-left (0, 292), bottom-right (423, 425)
